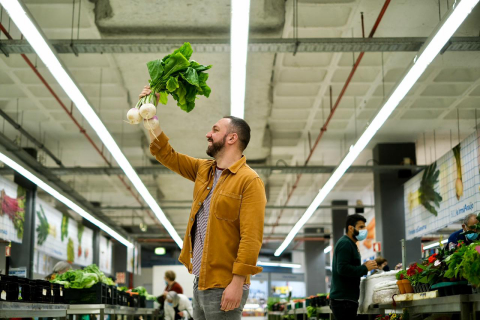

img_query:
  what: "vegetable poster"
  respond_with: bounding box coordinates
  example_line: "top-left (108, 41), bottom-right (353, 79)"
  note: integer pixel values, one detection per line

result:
top-left (34, 199), bottom-right (93, 266)
top-left (99, 235), bottom-right (113, 275)
top-left (0, 176), bottom-right (25, 243)
top-left (404, 130), bottom-right (480, 240)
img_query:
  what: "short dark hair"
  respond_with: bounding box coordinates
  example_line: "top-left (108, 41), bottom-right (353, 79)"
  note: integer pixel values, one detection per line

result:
top-left (224, 116), bottom-right (251, 151)
top-left (345, 214), bottom-right (367, 233)
top-left (165, 270), bottom-right (176, 281)
top-left (375, 257), bottom-right (387, 265)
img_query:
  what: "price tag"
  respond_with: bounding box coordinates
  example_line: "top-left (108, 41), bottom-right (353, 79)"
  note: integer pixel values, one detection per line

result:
top-left (1, 290), bottom-right (6, 300)
top-left (42, 289), bottom-right (47, 296)
top-left (60, 289), bottom-right (63, 297)
top-left (51, 290), bottom-right (54, 296)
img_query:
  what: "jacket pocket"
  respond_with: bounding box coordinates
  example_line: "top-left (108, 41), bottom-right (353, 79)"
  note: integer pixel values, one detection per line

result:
top-left (213, 191), bottom-right (242, 221)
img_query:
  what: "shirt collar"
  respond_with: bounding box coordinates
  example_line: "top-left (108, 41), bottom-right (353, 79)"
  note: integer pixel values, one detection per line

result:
top-left (213, 156), bottom-right (246, 174)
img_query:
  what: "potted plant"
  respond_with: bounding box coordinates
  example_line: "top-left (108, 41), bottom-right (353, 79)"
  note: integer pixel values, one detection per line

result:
top-left (458, 243), bottom-right (480, 288)
top-left (396, 270), bottom-right (408, 294)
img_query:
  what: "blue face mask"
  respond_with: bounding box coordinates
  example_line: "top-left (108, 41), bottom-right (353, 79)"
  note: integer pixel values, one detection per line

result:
top-left (466, 232), bottom-right (479, 241)
top-left (167, 302), bottom-right (173, 307)
top-left (355, 229), bottom-right (368, 241)
top-left (165, 281), bottom-right (169, 286)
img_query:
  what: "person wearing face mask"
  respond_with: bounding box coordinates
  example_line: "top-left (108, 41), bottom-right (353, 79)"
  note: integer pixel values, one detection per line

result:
top-left (447, 213), bottom-right (479, 249)
top-left (164, 291), bottom-right (194, 320)
top-left (329, 214), bottom-right (378, 320)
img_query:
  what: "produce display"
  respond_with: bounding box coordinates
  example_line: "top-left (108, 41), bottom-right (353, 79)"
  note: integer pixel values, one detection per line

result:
top-left (127, 42), bottom-right (212, 130)
top-left (396, 238), bottom-right (480, 296)
top-left (51, 264), bottom-right (114, 288)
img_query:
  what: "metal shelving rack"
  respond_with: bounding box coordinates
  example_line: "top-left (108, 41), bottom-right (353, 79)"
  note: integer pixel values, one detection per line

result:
top-left (0, 302), bottom-right (157, 320)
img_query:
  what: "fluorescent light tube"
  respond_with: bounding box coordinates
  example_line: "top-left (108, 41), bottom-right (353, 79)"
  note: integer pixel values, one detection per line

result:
top-left (0, 151), bottom-right (133, 248)
top-left (0, 0), bottom-right (183, 248)
top-left (324, 246), bottom-right (332, 254)
top-left (257, 261), bottom-right (301, 269)
top-left (274, 0), bottom-right (479, 257)
top-left (423, 239), bottom-right (448, 250)
top-left (230, 0), bottom-right (251, 119)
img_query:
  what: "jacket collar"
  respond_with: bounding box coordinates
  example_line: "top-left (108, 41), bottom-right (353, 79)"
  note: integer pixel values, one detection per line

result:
top-left (213, 155), bottom-right (246, 175)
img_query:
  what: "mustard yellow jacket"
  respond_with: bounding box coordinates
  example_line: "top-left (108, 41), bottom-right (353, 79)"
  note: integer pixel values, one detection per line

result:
top-left (150, 132), bottom-right (266, 290)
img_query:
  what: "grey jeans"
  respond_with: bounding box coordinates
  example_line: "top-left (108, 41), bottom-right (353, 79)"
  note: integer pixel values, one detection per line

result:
top-left (193, 279), bottom-right (249, 320)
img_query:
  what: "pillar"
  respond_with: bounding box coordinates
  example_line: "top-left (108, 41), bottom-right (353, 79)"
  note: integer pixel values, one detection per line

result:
top-left (9, 148), bottom-right (37, 278)
top-left (373, 143), bottom-right (422, 267)
top-left (304, 228), bottom-right (327, 295)
top-left (331, 200), bottom-right (348, 246)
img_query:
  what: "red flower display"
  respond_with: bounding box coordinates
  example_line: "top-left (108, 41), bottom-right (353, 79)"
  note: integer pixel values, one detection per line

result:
top-left (428, 253), bottom-right (438, 264)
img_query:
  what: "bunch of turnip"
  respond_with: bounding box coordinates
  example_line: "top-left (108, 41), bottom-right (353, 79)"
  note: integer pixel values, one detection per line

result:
top-left (127, 93), bottom-right (160, 132)
top-left (126, 42), bottom-right (212, 132)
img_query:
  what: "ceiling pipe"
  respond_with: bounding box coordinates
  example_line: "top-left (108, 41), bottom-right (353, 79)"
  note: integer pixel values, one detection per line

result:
top-left (0, 108), bottom-right (64, 167)
top-left (0, 22), bottom-right (164, 233)
top-left (101, 204), bottom-right (374, 211)
top-left (268, 0), bottom-right (392, 239)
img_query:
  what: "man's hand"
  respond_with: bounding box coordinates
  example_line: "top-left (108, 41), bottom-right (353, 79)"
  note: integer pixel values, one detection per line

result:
top-left (364, 260), bottom-right (378, 271)
top-left (177, 311), bottom-right (184, 317)
top-left (139, 86), bottom-right (160, 105)
top-left (139, 85), bottom-right (163, 142)
top-left (220, 275), bottom-right (245, 312)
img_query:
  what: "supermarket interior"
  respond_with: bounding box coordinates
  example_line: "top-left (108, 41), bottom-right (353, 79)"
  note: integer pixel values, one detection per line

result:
top-left (1, 0), bottom-right (480, 319)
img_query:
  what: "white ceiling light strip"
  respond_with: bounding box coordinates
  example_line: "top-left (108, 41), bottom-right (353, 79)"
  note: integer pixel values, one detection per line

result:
top-left (0, 0), bottom-right (183, 248)
top-left (230, 0), bottom-right (251, 119)
top-left (275, 0), bottom-right (479, 257)
top-left (0, 151), bottom-right (133, 248)
top-left (423, 239), bottom-right (448, 250)
top-left (324, 246), bottom-right (332, 254)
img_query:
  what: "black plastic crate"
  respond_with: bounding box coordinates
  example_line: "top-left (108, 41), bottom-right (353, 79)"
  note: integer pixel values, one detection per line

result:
top-left (64, 282), bottom-right (108, 304)
top-left (50, 283), bottom-right (65, 304)
top-left (34, 280), bottom-right (52, 303)
top-left (17, 278), bottom-right (32, 302)
top-left (0, 275), bottom-right (19, 302)
top-left (108, 286), bottom-right (118, 305)
top-left (128, 293), bottom-right (139, 308)
top-left (118, 291), bottom-right (129, 306)
top-left (139, 296), bottom-right (146, 308)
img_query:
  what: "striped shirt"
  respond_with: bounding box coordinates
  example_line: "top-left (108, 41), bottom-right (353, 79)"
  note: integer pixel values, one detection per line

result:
top-left (192, 168), bottom-right (249, 290)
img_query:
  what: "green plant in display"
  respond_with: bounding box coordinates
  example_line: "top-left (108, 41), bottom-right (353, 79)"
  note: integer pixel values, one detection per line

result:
top-left (453, 144), bottom-right (463, 200)
top-left (132, 286), bottom-right (157, 300)
top-left (306, 306), bottom-right (316, 318)
top-left (457, 242), bottom-right (480, 286)
top-left (36, 205), bottom-right (56, 245)
top-left (61, 214), bottom-right (69, 242)
top-left (83, 264), bottom-right (115, 285)
top-left (445, 241), bottom-right (470, 279)
top-left (418, 162), bottom-right (442, 216)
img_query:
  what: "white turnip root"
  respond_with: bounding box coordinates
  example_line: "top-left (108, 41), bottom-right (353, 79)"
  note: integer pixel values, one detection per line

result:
top-left (126, 108), bottom-right (142, 124)
top-left (139, 103), bottom-right (157, 119)
top-left (144, 116), bottom-right (160, 130)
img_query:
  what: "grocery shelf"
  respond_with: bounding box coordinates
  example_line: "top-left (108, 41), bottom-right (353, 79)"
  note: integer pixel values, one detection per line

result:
top-left (0, 302), bottom-right (156, 319)
top-left (0, 301), bottom-right (68, 318)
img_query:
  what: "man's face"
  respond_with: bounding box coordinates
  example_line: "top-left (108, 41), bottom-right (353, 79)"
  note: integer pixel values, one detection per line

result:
top-left (349, 221), bottom-right (366, 236)
top-left (463, 217), bottom-right (479, 232)
top-left (206, 118), bottom-right (230, 158)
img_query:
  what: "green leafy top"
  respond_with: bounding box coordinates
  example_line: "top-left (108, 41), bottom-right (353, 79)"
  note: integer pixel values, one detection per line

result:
top-left (145, 42), bottom-right (212, 113)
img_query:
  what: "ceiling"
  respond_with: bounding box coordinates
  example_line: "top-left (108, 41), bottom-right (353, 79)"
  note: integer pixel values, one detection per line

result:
top-left (0, 0), bottom-right (479, 253)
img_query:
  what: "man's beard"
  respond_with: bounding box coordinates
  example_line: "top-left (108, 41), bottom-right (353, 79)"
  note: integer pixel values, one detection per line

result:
top-left (206, 134), bottom-right (227, 158)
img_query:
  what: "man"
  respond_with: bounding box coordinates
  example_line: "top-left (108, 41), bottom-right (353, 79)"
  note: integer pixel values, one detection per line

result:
top-left (164, 291), bottom-right (194, 320)
top-left (329, 214), bottom-right (378, 319)
top-left (448, 213), bottom-right (479, 249)
top-left (140, 86), bottom-right (266, 320)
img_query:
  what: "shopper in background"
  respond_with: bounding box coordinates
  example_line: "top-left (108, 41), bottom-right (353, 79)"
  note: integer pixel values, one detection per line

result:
top-left (45, 261), bottom-right (71, 281)
top-left (447, 213), bottom-right (479, 249)
top-left (158, 270), bottom-right (184, 305)
top-left (329, 214), bottom-right (378, 319)
top-left (140, 86), bottom-right (266, 320)
top-left (164, 291), bottom-right (194, 320)
top-left (163, 270), bottom-right (184, 296)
